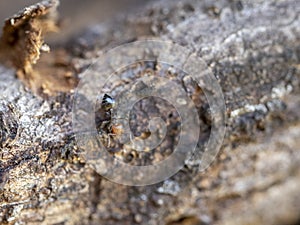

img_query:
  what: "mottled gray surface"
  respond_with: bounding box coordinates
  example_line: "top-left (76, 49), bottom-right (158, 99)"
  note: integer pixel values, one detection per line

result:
top-left (0, 0), bottom-right (300, 224)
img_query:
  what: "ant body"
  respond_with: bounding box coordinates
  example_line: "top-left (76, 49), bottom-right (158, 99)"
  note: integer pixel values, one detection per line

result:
top-left (95, 94), bottom-right (123, 147)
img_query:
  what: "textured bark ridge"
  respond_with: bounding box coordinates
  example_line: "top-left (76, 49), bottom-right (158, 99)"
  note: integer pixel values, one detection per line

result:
top-left (0, 0), bottom-right (299, 224)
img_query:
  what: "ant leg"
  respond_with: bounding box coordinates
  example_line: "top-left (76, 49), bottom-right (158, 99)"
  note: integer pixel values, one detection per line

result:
top-left (107, 133), bottom-right (117, 148)
top-left (107, 135), bottom-right (111, 148)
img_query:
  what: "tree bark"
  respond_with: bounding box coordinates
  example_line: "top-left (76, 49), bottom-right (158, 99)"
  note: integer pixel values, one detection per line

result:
top-left (0, 0), bottom-right (299, 224)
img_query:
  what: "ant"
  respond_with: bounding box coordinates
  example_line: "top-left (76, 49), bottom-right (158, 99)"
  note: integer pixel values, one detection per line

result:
top-left (95, 94), bottom-right (123, 147)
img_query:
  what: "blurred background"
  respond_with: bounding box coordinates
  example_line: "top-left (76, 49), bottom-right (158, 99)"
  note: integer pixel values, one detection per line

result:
top-left (0, 0), bottom-right (153, 42)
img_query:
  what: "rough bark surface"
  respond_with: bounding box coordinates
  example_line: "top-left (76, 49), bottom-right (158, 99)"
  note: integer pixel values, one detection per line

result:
top-left (0, 0), bottom-right (299, 225)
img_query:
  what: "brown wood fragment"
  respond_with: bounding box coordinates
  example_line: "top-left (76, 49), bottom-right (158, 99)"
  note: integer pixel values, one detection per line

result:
top-left (0, 0), bottom-right (59, 75)
top-left (0, 0), bottom-right (78, 95)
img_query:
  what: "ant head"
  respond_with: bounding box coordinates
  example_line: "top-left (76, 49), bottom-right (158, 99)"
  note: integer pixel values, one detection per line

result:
top-left (102, 94), bottom-right (115, 110)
